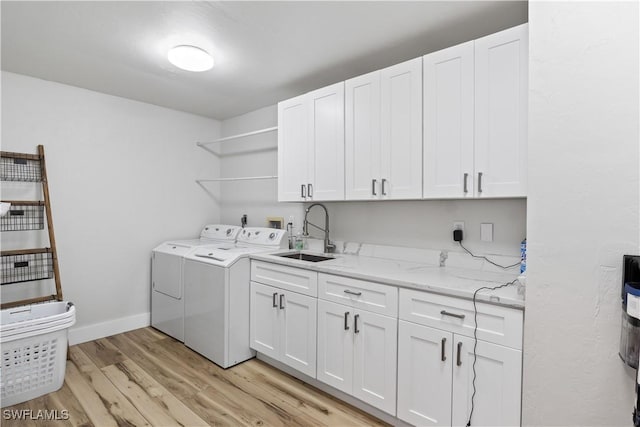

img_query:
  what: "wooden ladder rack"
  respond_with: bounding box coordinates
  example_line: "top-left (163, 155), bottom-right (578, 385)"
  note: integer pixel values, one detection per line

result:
top-left (1, 145), bottom-right (63, 309)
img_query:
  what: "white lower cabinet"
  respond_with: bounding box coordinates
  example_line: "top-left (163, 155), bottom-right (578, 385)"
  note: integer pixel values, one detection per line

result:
top-left (317, 299), bottom-right (397, 415)
top-left (250, 281), bottom-right (317, 377)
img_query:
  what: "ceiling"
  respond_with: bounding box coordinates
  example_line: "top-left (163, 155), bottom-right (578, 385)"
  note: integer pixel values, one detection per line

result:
top-left (1, 1), bottom-right (527, 120)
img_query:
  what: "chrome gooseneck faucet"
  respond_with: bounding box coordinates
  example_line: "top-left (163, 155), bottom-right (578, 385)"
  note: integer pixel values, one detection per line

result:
top-left (303, 203), bottom-right (335, 253)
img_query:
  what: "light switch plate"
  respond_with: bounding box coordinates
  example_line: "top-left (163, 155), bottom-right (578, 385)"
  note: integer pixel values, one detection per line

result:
top-left (480, 223), bottom-right (494, 242)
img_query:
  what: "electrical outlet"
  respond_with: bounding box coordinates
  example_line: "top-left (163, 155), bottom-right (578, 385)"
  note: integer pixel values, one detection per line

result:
top-left (453, 221), bottom-right (465, 232)
top-left (480, 223), bottom-right (494, 242)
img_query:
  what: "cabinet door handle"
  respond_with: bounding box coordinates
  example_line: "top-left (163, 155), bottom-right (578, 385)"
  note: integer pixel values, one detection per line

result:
top-left (272, 292), bottom-right (278, 308)
top-left (463, 173), bottom-right (469, 194)
top-left (308, 183), bottom-right (313, 198)
top-left (457, 342), bottom-right (463, 366)
top-left (381, 178), bottom-right (387, 196)
top-left (372, 179), bottom-right (377, 196)
top-left (478, 172), bottom-right (483, 194)
top-left (301, 184), bottom-right (306, 199)
top-left (344, 312), bottom-right (350, 330)
top-left (441, 337), bottom-right (447, 362)
top-left (343, 289), bottom-right (362, 296)
top-left (441, 310), bottom-right (465, 320)
top-left (354, 314), bottom-right (360, 334)
top-left (279, 294), bottom-right (285, 309)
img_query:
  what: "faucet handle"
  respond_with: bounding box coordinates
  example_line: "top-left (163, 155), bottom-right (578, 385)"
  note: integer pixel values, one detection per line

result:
top-left (326, 242), bottom-right (336, 253)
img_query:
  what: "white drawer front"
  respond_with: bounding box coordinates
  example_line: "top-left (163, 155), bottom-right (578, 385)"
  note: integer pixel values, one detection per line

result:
top-left (318, 273), bottom-right (398, 317)
top-left (251, 261), bottom-right (318, 297)
top-left (399, 289), bottom-right (522, 349)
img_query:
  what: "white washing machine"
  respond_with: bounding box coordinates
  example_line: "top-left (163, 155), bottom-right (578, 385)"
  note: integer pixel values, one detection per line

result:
top-left (183, 227), bottom-right (287, 368)
top-left (151, 224), bottom-right (241, 341)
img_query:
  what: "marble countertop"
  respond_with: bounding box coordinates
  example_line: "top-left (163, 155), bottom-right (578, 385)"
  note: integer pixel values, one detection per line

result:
top-left (250, 250), bottom-right (525, 309)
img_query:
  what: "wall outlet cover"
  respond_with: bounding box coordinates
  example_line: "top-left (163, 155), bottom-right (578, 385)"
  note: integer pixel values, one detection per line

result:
top-left (453, 221), bottom-right (465, 232)
top-left (480, 223), bottom-right (494, 242)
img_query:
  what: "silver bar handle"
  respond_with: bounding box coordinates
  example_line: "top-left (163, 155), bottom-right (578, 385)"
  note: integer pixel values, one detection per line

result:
top-left (344, 312), bottom-right (350, 330)
top-left (457, 342), bottom-right (463, 366)
top-left (381, 178), bottom-right (387, 195)
top-left (354, 314), bottom-right (360, 334)
top-left (307, 183), bottom-right (313, 198)
top-left (279, 294), bottom-right (285, 309)
top-left (463, 173), bottom-right (468, 194)
top-left (441, 310), bottom-right (465, 320)
top-left (301, 184), bottom-right (306, 199)
top-left (344, 289), bottom-right (362, 296)
top-left (441, 337), bottom-right (447, 362)
top-left (372, 179), bottom-right (377, 196)
top-left (272, 292), bottom-right (278, 308)
top-left (478, 172), bottom-right (483, 194)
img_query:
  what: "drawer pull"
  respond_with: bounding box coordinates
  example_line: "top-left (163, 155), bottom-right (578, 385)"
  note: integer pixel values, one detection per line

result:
top-left (441, 310), bottom-right (465, 320)
top-left (354, 314), bottom-right (360, 334)
top-left (279, 294), bottom-right (285, 309)
top-left (441, 337), bottom-right (447, 362)
top-left (272, 292), bottom-right (278, 308)
top-left (463, 173), bottom-right (469, 193)
top-left (301, 184), bottom-right (306, 199)
top-left (344, 312), bottom-right (350, 330)
top-left (372, 179), bottom-right (377, 196)
top-left (344, 289), bottom-right (362, 296)
top-left (457, 342), bottom-right (463, 366)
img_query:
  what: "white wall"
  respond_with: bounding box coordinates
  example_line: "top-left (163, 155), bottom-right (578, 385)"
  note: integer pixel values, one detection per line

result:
top-left (1, 72), bottom-right (222, 343)
top-left (219, 105), bottom-right (304, 232)
top-left (524, 2), bottom-right (640, 425)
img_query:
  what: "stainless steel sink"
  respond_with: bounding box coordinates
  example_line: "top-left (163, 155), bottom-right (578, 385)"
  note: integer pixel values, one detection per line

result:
top-left (276, 252), bottom-right (334, 262)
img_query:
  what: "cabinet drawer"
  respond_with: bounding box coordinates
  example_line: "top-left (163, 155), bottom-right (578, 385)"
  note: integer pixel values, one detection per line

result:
top-left (399, 289), bottom-right (522, 349)
top-left (318, 273), bottom-right (398, 317)
top-left (251, 261), bottom-right (318, 297)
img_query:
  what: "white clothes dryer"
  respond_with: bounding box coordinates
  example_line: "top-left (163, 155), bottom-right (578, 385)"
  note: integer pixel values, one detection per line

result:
top-left (151, 224), bottom-right (240, 341)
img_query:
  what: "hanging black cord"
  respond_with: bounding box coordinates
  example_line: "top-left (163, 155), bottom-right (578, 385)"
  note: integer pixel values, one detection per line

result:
top-left (459, 242), bottom-right (521, 270)
top-left (466, 279), bottom-right (519, 427)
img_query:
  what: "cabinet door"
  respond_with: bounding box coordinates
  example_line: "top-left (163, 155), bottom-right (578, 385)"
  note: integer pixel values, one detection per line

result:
top-left (423, 41), bottom-right (475, 199)
top-left (278, 94), bottom-right (308, 202)
top-left (317, 299), bottom-right (354, 394)
top-left (380, 57), bottom-right (423, 199)
top-left (352, 310), bottom-right (398, 415)
top-left (307, 82), bottom-right (345, 201)
top-left (451, 335), bottom-right (522, 427)
top-left (345, 71), bottom-right (381, 200)
top-left (249, 282), bottom-right (280, 359)
top-left (397, 321), bottom-right (453, 426)
top-left (474, 23), bottom-right (528, 198)
top-left (279, 291), bottom-right (317, 377)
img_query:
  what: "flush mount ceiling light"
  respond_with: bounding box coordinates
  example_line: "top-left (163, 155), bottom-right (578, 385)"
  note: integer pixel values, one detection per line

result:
top-left (167, 45), bottom-right (214, 72)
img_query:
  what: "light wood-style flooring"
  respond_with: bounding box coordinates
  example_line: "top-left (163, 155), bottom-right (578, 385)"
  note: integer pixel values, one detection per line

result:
top-left (2, 327), bottom-right (388, 427)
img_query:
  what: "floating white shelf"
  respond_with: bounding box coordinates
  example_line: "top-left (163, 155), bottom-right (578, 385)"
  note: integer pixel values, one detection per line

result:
top-left (197, 126), bottom-right (278, 146)
top-left (196, 175), bottom-right (278, 183)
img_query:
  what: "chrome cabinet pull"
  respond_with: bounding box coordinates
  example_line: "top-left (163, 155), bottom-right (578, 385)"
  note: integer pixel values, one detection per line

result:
top-left (279, 294), bottom-right (285, 309)
top-left (478, 172), bottom-right (483, 194)
top-left (308, 183), bottom-right (313, 198)
top-left (457, 342), bottom-right (463, 366)
top-left (301, 184), bottom-right (306, 199)
top-left (441, 310), bottom-right (465, 320)
top-left (441, 337), bottom-right (447, 362)
top-left (354, 314), bottom-right (360, 334)
top-left (372, 179), bottom-right (377, 196)
top-left (272, 292), bottom-right (278, 308)
top-left (381, 178), bottom-right (387, 195)
top-left (344, 312), bottom-right (350, 330)
top-left (344, 289), bottom-right (362, 296)
top-left (463, 173), bottom-right (469, 193)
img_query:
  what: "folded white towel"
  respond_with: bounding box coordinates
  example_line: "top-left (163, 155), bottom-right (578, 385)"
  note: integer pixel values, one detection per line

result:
top-left (0, 202), bottom-right (11, 217)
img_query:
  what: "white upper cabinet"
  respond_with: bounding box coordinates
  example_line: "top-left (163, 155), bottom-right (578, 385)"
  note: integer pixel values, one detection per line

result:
top-left (474, 23), bottom-right (528, 197)
top-left (345, 58), bottom-right (423, 200)
top-left (278, 83), bottom-right (345, 202)
top-left (278, 94), bottom-right (308, 202)
top-left (380, 58), bottom-right (423, 199)
top-left (307, 82), bottom-right (345, 201)
top-left (423, 23), bottom-right (528, 199)
top-left (345, 71), bottom-right (381, 200)
top-left (423, 41), bottom-right (475, 199)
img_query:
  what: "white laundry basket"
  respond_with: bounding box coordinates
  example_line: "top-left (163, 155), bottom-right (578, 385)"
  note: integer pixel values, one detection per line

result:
top-left (0, 301), bottom-right (75, 407)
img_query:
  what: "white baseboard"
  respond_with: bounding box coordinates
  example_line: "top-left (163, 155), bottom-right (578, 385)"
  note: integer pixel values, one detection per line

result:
top-left (68, 312), bottom-right (150, 345)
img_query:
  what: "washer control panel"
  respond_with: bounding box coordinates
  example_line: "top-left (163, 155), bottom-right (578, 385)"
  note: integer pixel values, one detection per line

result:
top-left (200, 224), bottom-right (242, 241)
top-left (237, 227), bottom-right (286, 247)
